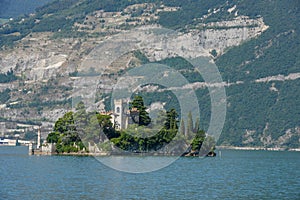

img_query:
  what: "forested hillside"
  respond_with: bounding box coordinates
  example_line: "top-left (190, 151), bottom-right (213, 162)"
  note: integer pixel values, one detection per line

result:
top-left (0, 0), bottom-right (299, 148)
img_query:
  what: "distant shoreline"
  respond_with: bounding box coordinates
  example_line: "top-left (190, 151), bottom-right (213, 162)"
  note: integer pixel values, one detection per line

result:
top-left (32, 150), bottom-right (209, 157)
top-left (1, 145), bottom-right (299, 153)
top-left (29, 146), bottom-right (300, 157)
top-left (216, 146), bottom-right (300, 152)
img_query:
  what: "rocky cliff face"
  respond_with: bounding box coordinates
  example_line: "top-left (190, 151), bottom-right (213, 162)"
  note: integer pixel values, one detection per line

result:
top-left (0, 11), bottom-right (267, 81)
top-left (0, 5), bottom-right (268, 122)
top-left (0, 33), bottom-right (82, 81)
top-left (194, 16), bottom-right (268, 55)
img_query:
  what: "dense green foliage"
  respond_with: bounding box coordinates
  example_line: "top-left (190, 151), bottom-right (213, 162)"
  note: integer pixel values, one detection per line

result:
top-left (47, 98), bottom-right (212, 154)
top-left (46, 102), bottom-right (115, 153)
top-left (0, 69), bottom-right (18, 83)
top-left (134, 49), bottom-right (299, 147)
top-left (216, 1), bottom-right (299, 81)
top-left (163, 108), bottom-right (178, 130)
top-left (111, 123), bottom-right (178, 152)
top-left (129, 96), bottom-right (151, 126)
top-left (0, 88), bottom-right (11, 104)
top-left (150, 0), bottom-right (299, 147)
top-left (109, 97), bottom-right (180, 152)
top-left (191, 130), bottom-right (206, 151)
top-left (214, 0), bottom-right (300, 146)
top-left (47, 111), bottom-right (84, 153)
top-left (158, 0), bottom-right (232, 30)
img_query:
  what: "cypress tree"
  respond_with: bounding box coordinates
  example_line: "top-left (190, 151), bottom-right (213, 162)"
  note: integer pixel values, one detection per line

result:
top-left (129, 96), bottom-right (151, 126)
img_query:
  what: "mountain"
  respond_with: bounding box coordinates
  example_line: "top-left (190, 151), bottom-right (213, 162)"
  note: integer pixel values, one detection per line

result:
top-left (0, 0), bottom-right (299, 149)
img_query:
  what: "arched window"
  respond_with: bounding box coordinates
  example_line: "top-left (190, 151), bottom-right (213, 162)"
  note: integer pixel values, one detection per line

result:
top-left (116, 107), bottom-right (120, 113)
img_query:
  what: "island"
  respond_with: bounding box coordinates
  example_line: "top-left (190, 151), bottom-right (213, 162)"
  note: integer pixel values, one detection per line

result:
top-left (31, 96), bottom-right (216, 157)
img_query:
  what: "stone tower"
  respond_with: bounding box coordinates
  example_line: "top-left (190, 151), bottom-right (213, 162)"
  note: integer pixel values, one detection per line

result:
top-left (37, 126), bottom-right (41, 149)
top-left (114, 99), bottom-right (128, 130)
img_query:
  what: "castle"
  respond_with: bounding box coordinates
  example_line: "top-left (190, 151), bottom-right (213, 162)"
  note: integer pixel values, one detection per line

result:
top-left (101, 99), bottom-right (139, 130)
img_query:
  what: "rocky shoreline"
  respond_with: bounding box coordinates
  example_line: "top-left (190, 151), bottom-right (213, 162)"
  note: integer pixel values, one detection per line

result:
top-left (31, 149), bottom-right (216, 157)
top-left (30, 146), bottom-right (300, 156)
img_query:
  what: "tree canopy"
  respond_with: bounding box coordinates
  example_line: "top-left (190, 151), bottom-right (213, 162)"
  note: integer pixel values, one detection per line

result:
top-left (129, 96), bottom-right (151, 126)
top-left (46, 99), bottom-right (214, 155)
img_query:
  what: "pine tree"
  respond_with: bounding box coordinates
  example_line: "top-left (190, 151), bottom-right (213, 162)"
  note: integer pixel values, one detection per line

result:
top-left (164, 108), bottom-right (178, 130)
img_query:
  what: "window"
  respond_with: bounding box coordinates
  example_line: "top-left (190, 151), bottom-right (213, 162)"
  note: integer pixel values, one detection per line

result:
top-left (116, 107), bottom-right (120, 113)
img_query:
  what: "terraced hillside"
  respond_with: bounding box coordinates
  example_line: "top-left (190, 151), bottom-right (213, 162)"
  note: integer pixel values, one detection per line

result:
top-left (0, 0), bottom-right (299, 149)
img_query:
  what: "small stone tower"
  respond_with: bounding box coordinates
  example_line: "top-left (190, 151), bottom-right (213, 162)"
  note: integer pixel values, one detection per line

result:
top-left (37, 126), bottom-right (41, 149)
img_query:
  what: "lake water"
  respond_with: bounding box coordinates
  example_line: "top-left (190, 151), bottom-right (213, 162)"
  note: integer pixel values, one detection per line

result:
top-left (0, 146), bottom-right (299, 200)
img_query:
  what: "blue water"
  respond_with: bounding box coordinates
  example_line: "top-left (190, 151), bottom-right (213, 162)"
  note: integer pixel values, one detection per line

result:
top-left (0, 147), bottom-right (299, 200)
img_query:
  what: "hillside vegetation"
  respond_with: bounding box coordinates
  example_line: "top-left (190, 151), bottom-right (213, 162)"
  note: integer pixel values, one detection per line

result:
top-left (0, 0), bottom-right (299, 148)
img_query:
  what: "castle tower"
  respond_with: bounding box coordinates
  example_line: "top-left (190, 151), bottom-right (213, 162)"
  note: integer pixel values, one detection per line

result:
top-left (114, 99), bottom-right (128, 130)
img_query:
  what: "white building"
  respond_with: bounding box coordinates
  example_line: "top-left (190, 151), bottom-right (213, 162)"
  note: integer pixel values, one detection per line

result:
top-left (0, 138), bottom-right (18, 146)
